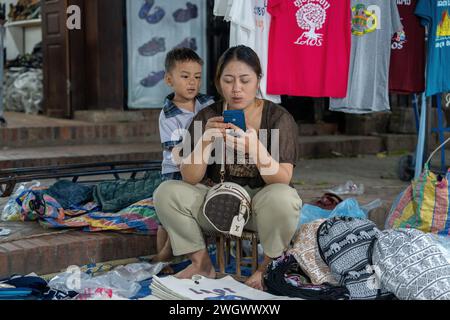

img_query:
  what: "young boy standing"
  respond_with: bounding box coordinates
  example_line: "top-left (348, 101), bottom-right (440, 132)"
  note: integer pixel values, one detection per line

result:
top-left (154, 48), bottom-right (214, 264)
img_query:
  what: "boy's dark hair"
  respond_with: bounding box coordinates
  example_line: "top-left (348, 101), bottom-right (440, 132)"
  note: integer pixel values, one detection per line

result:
top-left (165, 48), bottom-right (203, 73)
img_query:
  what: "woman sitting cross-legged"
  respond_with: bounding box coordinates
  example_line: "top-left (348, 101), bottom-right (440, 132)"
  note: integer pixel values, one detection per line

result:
top-left (153, 45), bottom-right (302, 291)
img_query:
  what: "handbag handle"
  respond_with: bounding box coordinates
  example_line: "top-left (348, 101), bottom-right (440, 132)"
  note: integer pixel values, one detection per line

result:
top-left (424, 136), bottom-right (450, 168)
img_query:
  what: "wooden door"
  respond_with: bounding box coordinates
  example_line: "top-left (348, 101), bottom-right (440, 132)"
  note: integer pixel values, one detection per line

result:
top-left (42, 0), bottom-right (71, 118)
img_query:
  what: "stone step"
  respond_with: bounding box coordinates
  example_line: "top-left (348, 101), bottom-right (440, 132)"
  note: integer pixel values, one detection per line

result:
top-left (1, 112), bottom-right (161, 148)
top-left (0, 135), bottom-right (392, 169)
top-left (0, 222), bottom-right (156, 278)
top-left (378, 134), bottom-right (418, 154)
top-left (298, 122), bottom-right (339, 136)
top-left (0, 143), bottom-right (163, 169)
top-left (73, 109), bottom-right (160, 123)
top-left (1, 136), bottom-right (385, 169)
top-left (298, 135), bottom-right (384, 159)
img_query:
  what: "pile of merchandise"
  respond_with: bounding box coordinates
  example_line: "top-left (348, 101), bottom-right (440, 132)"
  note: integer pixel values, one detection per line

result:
top-left (7, 0), bottom-right (40, 21)
top-left (4, 42), bottom-right (43, 114)
top-left (262, 187), bottom-right (450, 301)
top-left (1, 171), bottom-right (163, 235)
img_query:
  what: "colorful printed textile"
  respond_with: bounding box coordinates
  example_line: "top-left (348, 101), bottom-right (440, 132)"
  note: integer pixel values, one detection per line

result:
top-left (372, 228), bottom-right (450, 300)
top-left (20, 192), bottom-right (159, 235)
top-left (17, 191), bottom-right (65, 222)
top-left (84, 198), bottom-right (159, 234)
top-left (386, 165), bottom-right (450, 236)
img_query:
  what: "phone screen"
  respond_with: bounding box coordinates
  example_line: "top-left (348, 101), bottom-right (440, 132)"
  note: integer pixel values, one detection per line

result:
top-left (223, 110), bottom-right (246, 131)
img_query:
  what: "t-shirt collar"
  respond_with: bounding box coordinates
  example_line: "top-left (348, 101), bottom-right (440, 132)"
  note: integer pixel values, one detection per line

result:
top-left (163, 93), bottom-right (213, 118)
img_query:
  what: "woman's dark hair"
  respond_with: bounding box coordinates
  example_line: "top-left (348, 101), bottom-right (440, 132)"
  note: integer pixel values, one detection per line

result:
top-left (165, 48), bottom-right (203, 73)
top-left (215, 45), bottom-right (263, 97)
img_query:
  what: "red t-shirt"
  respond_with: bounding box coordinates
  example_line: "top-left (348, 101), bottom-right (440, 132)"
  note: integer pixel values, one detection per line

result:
top-left (389, 0), bottom-right (426, 94)
top-left (267, 0), bottom-right (351, 98)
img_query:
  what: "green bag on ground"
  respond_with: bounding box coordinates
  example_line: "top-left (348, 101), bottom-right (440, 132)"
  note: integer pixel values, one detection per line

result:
top-left (93, 171), bottom-right (163, 212)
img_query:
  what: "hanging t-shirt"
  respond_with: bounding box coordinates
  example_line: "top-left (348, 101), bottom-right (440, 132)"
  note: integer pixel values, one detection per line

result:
top-left (214, 0), bottom-right (233, 19)
top-left (266, 0), bottom-right (351, 98)
top-left (389, 0), bottom-right (426, 94)
top-left (415, 0), bottom-right (450, 97)
top-left (216, 0), bottom-right (281, 103)
top-left (330, 0), bottom-right (403, 114)
top-left (228, 0), bottom-right (256, 48)
top-left (229, 0), bottom-right (281, 103)
top-left (252, 0), bottom-right (281, 103)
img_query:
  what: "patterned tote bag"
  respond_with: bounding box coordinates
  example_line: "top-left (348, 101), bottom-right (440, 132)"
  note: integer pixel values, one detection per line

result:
top-left (317, 217), bottom-right (394, 300)
top-left (372, 228), bottom-right (450, 300)
top-left (288, 219), bottom-right (338, 285)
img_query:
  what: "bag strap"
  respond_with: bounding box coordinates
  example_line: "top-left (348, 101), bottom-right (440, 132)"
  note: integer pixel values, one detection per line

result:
top-left (316, 219), bottom-right (329, 264)
top-left (425, 136), bottom-right (450, 167)
top-left (220, 103), bottom-right (227, 183)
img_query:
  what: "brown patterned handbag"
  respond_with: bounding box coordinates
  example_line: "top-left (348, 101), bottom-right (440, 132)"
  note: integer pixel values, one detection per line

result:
top-left (203, 181), bottom-right (251, 237)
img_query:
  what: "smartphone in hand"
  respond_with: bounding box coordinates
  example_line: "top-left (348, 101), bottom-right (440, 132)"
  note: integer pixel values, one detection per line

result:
top-left (223, 110), bottom-right (246, 132)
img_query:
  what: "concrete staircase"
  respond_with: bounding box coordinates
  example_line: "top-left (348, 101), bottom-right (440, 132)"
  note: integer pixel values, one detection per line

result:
top-left (0, 112), bottom-right (420, 169)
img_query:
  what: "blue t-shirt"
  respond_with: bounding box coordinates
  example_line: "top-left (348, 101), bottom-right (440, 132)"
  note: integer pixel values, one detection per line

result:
top-left (415, 0), bottom-right (450, 96)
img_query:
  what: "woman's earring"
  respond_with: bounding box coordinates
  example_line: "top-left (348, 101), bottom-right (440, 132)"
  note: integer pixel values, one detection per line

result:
top-left (257, 86), bottom-right (263, 98)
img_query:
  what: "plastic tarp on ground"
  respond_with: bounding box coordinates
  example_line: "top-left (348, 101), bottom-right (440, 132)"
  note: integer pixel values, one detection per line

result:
top-left (126, 0), bottom-right (207, 109)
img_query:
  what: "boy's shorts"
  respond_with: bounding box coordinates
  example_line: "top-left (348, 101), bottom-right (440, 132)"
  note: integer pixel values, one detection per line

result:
top-left (158, 171), bottom-right (183, 227)
top-left (161, 171), bottom-right (182, 182)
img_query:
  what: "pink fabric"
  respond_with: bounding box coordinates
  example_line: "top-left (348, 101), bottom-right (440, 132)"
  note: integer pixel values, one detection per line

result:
top-left (267, 0), bottom-right (351, 98)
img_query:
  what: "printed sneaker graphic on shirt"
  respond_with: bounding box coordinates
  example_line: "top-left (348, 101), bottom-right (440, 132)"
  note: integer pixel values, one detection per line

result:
top-left (437, 10), bottom-right (450, 38)
top-left (351, 4), bottom-right (378, 36)
top-left (294, 0), bottom-right (330, 47)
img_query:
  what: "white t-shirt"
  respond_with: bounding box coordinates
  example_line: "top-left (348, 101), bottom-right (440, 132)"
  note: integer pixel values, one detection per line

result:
top-left (228, 0), bottom-right (281, 104)
top-left (252, 0), bottom-right (281, 103)
top-left (228, 0), bottom-right (255, 47)
top-left (214, 0), bottom-right (233, 19)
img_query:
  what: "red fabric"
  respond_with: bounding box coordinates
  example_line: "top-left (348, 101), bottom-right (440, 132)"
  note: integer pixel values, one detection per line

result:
top-left (267, 0), bottom-right (351, 98)
top-left (389, 0), bottom-right (426, 94)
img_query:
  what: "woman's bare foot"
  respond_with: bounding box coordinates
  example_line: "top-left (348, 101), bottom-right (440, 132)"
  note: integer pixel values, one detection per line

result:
top-left (160, 265), bottom-right (175, 275)
top-left (152, 242), bottom-right (174, 262)
top-left (245, 270), bottom-right (265, 291)
top-left (153, 227), bottom-right (174, 262)
top-left (175, 248), bottom-right (216, 280)
top-left (245, 255), bottom-right (272, 291)
top-left (175, 263), bottom-right (216, 279)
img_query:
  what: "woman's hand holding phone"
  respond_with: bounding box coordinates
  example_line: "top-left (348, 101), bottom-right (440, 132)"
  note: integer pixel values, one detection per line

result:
top-left (225, 123), bottom-right (259, 159)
